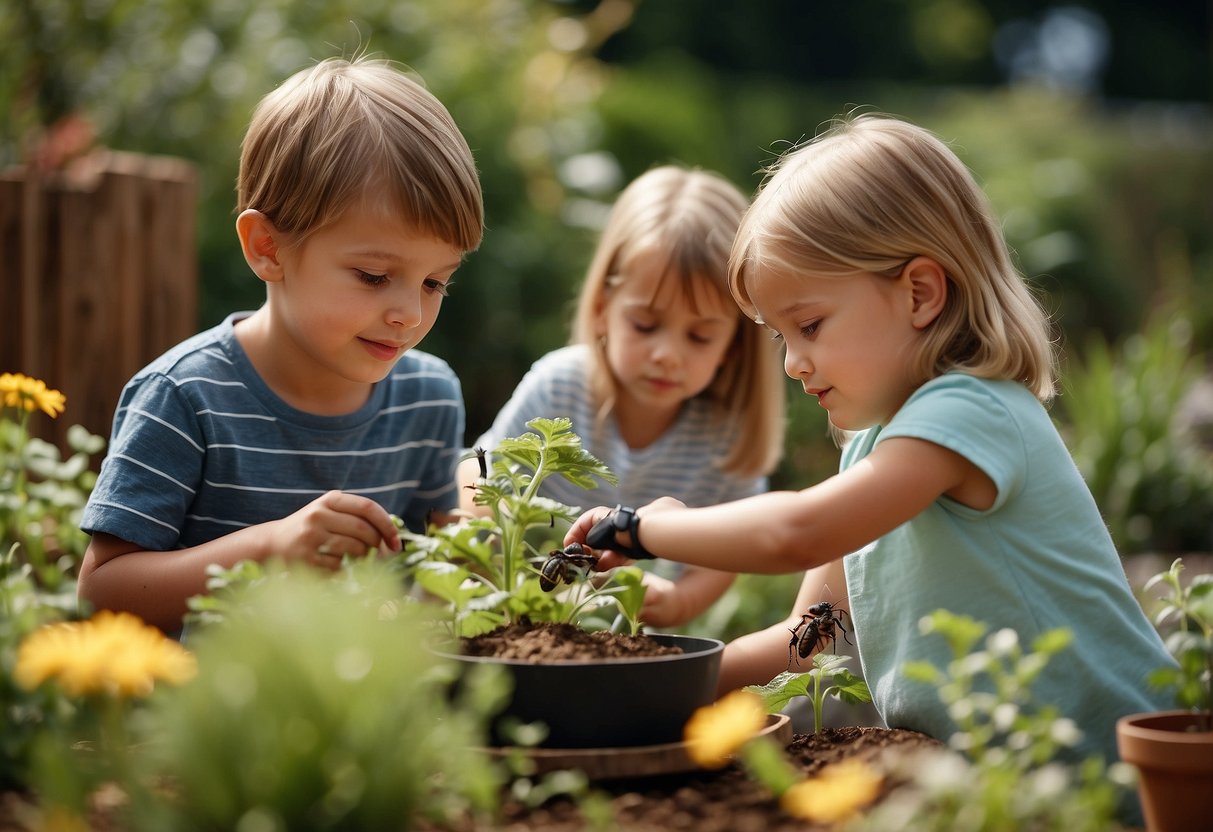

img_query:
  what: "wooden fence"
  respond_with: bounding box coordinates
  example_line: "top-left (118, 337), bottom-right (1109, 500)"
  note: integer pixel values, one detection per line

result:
top-left (0, 150), bottom-right (198, 453)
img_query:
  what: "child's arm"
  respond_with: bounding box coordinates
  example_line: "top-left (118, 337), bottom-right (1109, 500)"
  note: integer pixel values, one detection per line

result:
top-left (715, 559), bottom-right (847, 695)
top-left (637, 567), bottom-right (736, 628)
top-left (567, 436), bottom-right (991, 574)
top-left (78, 490), bottom-right (402, 633)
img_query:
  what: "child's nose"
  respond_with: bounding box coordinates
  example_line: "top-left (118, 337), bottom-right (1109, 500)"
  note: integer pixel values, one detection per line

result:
top-left (386, 286), bottom-right (423, 328)
top-left (783, 344), bottom-right (811, 380)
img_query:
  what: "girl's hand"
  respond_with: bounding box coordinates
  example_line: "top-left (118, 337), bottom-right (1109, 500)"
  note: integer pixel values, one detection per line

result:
top-left (565, 497), bottom-right (687, 570)
top-left (637, 573), bottom-right (685, 628)
top-left (264, 490), bottom-right (402, 571)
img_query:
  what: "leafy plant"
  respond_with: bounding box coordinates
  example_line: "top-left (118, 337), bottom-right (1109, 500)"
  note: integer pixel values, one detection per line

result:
top-left (1059, 308), bottom-right (1213, 553)
top-left (132, 558), bottom-right (508, 831)
top-left (0, 373), bottom-right (106, 590)
top-left (400, 417), bottom-right (648, 637)
top-left (1142, 557), bottom-right (1213, 730)
top-left (745, 653), bottom-right (872, 734)
top-left (858, 609), bottom-right (1132, 831)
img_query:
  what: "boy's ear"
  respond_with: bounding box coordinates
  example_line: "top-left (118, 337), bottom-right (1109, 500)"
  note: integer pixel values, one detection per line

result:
top-left (236, 210), bottom-right (285, 283)
top-left (904, 256), bottom-right (948, 329)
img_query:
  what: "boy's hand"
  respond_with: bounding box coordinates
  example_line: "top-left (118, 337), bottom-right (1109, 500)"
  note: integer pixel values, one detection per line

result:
top-left (268, 490), bottom-right (402, 570)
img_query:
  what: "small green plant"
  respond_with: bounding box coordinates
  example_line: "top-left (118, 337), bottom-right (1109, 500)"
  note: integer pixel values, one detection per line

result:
top-left (0, 543), bottom-right (76, 792)
top-left (1142, 557), bottom-right (1213, 730)
top-left (0, 372), bottom-right (106, 591)
top-left (855, 609), bottom-right (1132, 831)
top-left (132, 558), bottom-right (508, 831)
top-left (745, 653), bottom-right (872, 734)
top-left (400, 417), bottom-right (648, 637)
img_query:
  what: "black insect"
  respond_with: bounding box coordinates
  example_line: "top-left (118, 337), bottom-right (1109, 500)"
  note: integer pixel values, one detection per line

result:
top-left (464, 446), bottom-right (488, 490)
top-left (539, 542), bottom-right (599, 592)
top-left (787, 601), bottom-right (852, 667)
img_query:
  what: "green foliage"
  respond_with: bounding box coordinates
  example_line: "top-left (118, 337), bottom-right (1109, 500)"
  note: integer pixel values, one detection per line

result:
top-left (1142, 558), bottom-right (1213, 726)
top-left (0, 544), bottom-right (76, 792)
top-left (861, 610), bottom-right (1131, 831)
top-left (132, 559), bottom-right (508, 831)
top-left (400, 418), bottom-right (651, 637)
top-left (1059, 307), bottom-right (1213, 553)
top-left (745, 654), bottom-right (871, 735)
top-left (1, 401), bottom-right (105, 592)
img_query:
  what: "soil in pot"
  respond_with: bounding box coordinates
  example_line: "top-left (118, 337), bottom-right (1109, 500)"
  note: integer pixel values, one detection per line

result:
top-left (446, 621), bottom-right (723, 749)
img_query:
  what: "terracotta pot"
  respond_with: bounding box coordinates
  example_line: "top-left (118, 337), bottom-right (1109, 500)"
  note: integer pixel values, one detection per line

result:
top-left (1116, 709), bottom-right (1213, 832)
top-left (444, 633), bottom-right (724, 749)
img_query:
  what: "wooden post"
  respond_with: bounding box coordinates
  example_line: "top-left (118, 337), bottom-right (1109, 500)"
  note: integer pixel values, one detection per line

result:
top-left (0, 150), bottom-right (198, 453)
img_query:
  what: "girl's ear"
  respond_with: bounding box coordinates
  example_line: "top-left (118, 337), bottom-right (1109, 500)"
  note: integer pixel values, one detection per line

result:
top-left (236, 210), bottom-right (285, 283)
top-left (904, 256), bottom-right (948, 329)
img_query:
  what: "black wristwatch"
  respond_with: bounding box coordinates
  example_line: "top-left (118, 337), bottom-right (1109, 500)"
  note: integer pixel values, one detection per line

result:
top-left (585, 504), bottom-right (655, 560)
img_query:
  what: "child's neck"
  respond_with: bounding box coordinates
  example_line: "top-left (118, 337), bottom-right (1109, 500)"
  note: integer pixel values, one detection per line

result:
top-left (234, 312), bottom-right (374, 416)
top-left (613, 397), bottom-right (680, 450)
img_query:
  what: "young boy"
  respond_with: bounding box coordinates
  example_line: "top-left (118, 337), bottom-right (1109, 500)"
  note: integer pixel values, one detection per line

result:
top-left (78, 57), bottom-right (484, 635)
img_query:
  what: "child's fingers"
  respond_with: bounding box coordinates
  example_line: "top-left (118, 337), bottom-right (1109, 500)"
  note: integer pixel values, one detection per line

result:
top-left (564, 506), bottom-right (613, 549)
top-left (319, 491), bottom-right (401, 552)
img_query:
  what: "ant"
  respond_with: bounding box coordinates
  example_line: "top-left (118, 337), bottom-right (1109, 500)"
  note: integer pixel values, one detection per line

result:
top-left (538, 542), bottom-right (599, 592)
top-left (787, 600), bottom-right (851, 668)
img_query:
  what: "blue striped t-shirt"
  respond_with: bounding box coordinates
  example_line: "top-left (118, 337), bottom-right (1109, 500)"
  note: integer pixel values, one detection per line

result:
top-left (81, 313), bottom-right (465, 550)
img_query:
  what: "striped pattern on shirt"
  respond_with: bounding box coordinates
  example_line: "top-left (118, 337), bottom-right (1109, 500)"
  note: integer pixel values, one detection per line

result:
top-left (82, 313), bottom-right (465, 550)
top-left (473, 344), bottom-right (766, 514)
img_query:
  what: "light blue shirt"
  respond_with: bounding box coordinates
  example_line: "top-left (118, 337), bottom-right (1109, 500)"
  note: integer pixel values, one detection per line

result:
top-left (82, 313), bottom-right (465, 548)
top-left (842, 373), bottom-right (1175, 773)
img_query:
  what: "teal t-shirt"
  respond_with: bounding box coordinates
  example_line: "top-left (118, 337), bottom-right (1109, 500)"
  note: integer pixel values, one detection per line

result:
top-left (842, 373), bottom-right (1175, 772)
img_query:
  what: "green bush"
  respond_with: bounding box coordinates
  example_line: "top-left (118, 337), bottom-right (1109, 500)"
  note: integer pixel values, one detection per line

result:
top-left (1059, 307), bottom-right (1213, 553)
top-left (131, 560), bottom-right (509, 831)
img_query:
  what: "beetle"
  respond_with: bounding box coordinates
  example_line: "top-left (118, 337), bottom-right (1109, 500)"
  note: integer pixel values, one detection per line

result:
top-left (539, 542), bottom-right (599, 592)
top-left (787, 600), bottom-right (852, 667)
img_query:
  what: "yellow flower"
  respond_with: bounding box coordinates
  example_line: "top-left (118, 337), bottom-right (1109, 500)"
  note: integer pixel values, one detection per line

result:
top-left (683, 689), bottom-right (767, 768)
top-left (781, 758), bottom-right (884, 824)
top-left (0, 372), bottom-right (66, 418)
top-left (15, 610), bottom-right (197, 698)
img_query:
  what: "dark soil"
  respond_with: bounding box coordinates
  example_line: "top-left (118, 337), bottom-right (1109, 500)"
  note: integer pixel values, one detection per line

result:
top-left (460, 621), bottom-right (683, 661)
top-left (424, 725), bottom-right (944, 832)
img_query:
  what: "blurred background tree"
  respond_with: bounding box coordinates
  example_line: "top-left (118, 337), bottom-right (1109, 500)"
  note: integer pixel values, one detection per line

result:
top-left (3, 0), bottom-right (1211, 634)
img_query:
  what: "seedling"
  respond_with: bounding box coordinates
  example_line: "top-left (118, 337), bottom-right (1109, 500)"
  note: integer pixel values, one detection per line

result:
top-left (400, 417), bottom-right (648, 637)
top-left (1143, 557), bottom-right (1213, 730)
top-left (746, 652), bottom-right (871, 734)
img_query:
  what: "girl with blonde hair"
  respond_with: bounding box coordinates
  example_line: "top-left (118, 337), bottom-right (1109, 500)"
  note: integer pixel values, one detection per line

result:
top-left (463, 164), bottom-right (785, 627)
top-left (568, 116), bottom-right (1172, 824)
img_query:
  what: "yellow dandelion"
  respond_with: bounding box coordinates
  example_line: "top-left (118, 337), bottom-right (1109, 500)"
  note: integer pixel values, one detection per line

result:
top-left (15, 610), bottom-right (196, 698)
top-left (781, 758), bottom-right (884, 824)
top-left (684, 689), bottom-right (767, 768)
top-left (0, 372), bottom-right (66, 417)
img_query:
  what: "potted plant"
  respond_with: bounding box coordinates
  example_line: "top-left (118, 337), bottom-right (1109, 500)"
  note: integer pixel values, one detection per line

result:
top-left (399, 417), bottom-right (724, 750)
top-left (1116, 557), bottom-right (1213, 832)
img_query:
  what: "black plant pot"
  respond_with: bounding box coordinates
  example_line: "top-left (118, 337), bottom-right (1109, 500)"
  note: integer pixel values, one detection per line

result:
top-left (442, 633), bottom-right (725, 749)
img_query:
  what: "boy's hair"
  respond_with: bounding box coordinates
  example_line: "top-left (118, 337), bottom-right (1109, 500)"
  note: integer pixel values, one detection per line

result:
top-left (730, 114), bottom-right (1057, 402)
top-left (571, 165), bottom-right (785, 478)
top-left (237, 56), bottom-right (483, 252)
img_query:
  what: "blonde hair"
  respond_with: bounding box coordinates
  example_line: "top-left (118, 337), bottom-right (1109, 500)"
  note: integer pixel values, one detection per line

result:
top-left (730, 114), bottom-right (1057, 402)
top-left (237, 56), bottom-right (483, 252)
top-left (571, 165), bottom-right (785, 478)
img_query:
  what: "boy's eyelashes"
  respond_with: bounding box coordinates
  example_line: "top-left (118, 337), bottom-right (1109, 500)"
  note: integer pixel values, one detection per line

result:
top-left (353, 270), bottom-right (454, 297)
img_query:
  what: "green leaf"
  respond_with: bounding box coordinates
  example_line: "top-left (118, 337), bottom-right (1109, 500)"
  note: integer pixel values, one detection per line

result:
top-left (745, 671), bottom-right (813, 714)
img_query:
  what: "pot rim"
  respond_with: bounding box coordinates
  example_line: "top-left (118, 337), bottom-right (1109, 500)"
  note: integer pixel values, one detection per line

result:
top-left (432, 632), bottom-right (725, 667)
top-left (1116, 709), bottom-right (1213, 744)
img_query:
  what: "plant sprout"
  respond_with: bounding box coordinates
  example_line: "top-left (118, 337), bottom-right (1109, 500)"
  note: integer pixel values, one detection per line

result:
top-left (1143, 557), bottom-right (1213, 729)
top-left (745, 653), bottom-right (871, 734)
